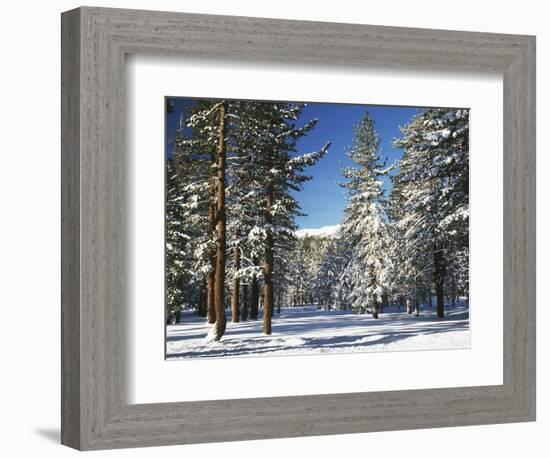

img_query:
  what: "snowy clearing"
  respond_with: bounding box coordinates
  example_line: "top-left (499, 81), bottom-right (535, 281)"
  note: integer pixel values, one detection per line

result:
top-left (166, 303), bottom-right (469, 359)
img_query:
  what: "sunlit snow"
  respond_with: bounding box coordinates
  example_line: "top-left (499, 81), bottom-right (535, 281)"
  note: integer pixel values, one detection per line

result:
top-left (166, 302), bottom-right (469, 359)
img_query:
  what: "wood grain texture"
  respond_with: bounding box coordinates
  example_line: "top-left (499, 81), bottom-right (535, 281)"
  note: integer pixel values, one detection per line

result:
top-left (60, 7), bottom-right (81, 450)
top-left (60, 6), bottom-right (536, 450)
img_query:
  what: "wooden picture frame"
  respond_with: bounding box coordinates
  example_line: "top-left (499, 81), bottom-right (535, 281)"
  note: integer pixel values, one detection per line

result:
top-left (61, 6), bottom-right (536, 450)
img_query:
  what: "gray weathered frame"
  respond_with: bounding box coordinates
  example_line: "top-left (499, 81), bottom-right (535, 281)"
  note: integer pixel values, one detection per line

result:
top-left (61, 6), bottom-right (536, 451)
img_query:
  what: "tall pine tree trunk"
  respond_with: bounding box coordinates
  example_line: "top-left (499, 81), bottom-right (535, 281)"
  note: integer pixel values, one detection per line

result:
top-left (213, 102), bottom-right (227, 340)
top-left (241, 283), bottom-right (249, 321)
top-left (250, 258), bottom-right (259, 320)
top-left (197, 276), bottom-right (207, 317)
top-left (372, 295), bottom-right (379, 319)
top-left (206, 152), bottom-right (216, 324)
top-left (451, 274), bottom-right (456, 307)
top-left (381, 292), bottom-right (388, 313)
top-left (263, 182), bottom-right (274, 335)
top-left (370, 265), bottom-right (379, 319)
top-left (434, 246), bottom-right (446, 318)
top-left (430, 175), bottom-right (446, 318)
top-left (231, 243), bottom-right (241, 323)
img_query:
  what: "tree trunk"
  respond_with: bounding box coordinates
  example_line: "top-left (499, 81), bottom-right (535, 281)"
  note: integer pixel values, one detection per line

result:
top-left (240, 283), bottom-right (249, 321)
top-left (381, 293), bottom-right (388, 313)
top-left (372, 295), bottom-right (379, 319)
top-left (231, 243), bottom-right (241, 323)
top-left (213, 102), bottom-right (227, 340)
top-left (206, 151), bottom-right (217, 324)
top-left (197, 276), bottom-right (207, 317)
top-left (250, 257), bottom-right (260, 320)
top-left (434, 246), bottom-right (446, 318)
top-left (263, 182), bottom-right (274, 335)
top-left (451, 274), bottom-right (456, 307)
top-left (370, 265), bottom-right (379, 319)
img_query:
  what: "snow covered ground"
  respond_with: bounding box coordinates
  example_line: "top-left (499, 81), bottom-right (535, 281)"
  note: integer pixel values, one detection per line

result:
top-left (166, 303), bottom-right (470, 359)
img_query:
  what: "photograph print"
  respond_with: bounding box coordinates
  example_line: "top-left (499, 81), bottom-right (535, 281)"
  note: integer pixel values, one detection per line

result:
top-left (165, 97), bottom-right (470, 359)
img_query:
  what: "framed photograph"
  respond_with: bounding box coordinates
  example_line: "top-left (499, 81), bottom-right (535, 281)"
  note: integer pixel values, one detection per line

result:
top-left (162, 97), bottom-right (471, 360)
top-left (61, 6), bottom-right (536, 450)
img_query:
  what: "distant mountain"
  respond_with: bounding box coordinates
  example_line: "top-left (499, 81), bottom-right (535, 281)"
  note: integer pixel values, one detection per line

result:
top-left (295, 224), bottom-right (341, 238)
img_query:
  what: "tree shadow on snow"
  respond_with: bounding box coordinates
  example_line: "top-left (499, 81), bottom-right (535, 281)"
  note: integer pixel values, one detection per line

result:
top-left (167, 317), bottom-right (468, 359)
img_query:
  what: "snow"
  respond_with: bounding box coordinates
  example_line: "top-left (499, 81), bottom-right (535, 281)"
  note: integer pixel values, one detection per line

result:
top-left (166, 303), bottom-right (469, 359)
top-left (203, 325), bottom-right (219, 344)
top-left (296, 224), bottom-right (340, 238)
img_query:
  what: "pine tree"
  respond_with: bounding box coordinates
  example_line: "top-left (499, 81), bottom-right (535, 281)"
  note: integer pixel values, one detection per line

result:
top-left (225, 101), bottom-right (270, 324)
top-left (340, 112), bottom-right (391, 318)
top-left (167, 107), bottom-right (214, 319)
top-left (333, 231), bottom-right (354, 311)
top-left (165, 156), bottom-right (192, 321)
top-left (182, 100), bottom-right (231, 340)
top-left (213, 102), bottom-right (228, 339)
top-left (315, 238), bottom-right (339, 310)
top-left (183, 100), bottom-right (275, 338)
top-left (174, 100), bottom-right (223, 322)
top-left (251, 102), bottom-right (330, 334)
top-left (229, 102), bottom-right (329, 334)
top-left (168, 99), bottom-right (330, 339)
top-left (393, 108), bottom-right (469, 318)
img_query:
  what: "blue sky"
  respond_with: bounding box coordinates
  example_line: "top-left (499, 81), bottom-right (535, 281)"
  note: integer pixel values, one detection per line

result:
top-left (166, 98), bottom-right (419, 229)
